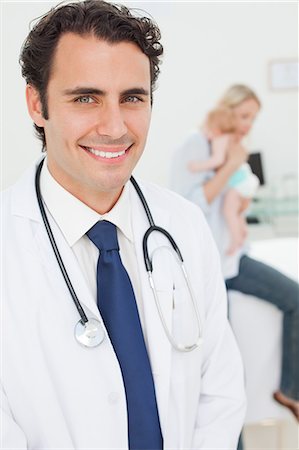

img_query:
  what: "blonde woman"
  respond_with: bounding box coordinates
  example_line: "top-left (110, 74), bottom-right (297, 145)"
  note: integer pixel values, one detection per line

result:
top-left (171, 85), bottom-right (299, 432)
top-left (187, 106), bottom-right (260, 255)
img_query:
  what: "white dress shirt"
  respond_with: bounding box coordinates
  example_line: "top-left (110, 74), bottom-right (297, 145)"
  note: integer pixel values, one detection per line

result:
top-left (40, 159), bottom-right (144, 324)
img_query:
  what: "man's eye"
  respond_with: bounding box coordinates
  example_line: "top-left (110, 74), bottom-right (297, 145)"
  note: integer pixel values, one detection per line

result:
top-left (125, 96), bottom-right (141, 103)
top-left (75, 96), bottom-right (94, 104)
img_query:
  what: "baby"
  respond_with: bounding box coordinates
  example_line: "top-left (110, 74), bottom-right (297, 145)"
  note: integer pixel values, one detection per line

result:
top-left (188, 107), bottom-right (260, 255)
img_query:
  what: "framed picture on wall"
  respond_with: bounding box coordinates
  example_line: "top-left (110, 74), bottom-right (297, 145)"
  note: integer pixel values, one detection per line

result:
top-left (268, 59), bottom-right (299, 90)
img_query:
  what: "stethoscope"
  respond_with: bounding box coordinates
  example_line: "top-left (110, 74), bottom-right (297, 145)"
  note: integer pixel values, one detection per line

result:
top-left (35, 158), bottom-right (203, 352)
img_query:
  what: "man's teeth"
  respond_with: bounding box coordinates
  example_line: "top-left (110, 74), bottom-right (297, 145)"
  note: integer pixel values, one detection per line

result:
top-left (86, 147), bottom-right (126, 158)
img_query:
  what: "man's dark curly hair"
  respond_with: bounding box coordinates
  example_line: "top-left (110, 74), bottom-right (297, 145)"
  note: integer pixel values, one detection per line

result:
top-left (19, 0), bottom-right (163, 150)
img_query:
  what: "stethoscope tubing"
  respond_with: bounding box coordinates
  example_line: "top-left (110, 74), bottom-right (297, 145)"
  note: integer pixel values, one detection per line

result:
top-left (35, 159), bottom-right (89, 324)
top-left (130, 176), bottom-right (184, 271)
top-left (131, 176), bottom-right (203, 351)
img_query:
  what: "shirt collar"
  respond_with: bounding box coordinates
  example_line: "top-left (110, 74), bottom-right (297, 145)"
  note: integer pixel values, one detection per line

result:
top-left (40, 158), bottom-right (133, 247)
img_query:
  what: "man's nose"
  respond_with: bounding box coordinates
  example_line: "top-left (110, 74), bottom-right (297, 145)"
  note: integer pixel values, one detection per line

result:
top-left (95, 103), bottom-right (128, 139)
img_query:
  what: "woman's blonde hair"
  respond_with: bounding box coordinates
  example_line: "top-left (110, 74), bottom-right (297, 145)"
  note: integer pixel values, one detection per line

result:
top-left (218, 84), bottom-right (261, 109)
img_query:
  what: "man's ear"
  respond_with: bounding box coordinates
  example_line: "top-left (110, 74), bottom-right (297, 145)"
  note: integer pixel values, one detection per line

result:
top-left (26, 85), bottom-right (46, 127)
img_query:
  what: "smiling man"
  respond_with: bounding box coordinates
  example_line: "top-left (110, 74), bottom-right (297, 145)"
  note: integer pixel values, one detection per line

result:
top-left (2, 1), bottom-right (246, 449)
top-left (27, 34), bottom-right (152, 213)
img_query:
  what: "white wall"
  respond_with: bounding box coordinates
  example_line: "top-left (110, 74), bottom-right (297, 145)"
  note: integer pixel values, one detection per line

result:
top-left (1, 1), bottom-right (298, 189)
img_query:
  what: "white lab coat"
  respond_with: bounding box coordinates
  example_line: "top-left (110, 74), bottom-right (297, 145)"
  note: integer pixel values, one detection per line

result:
top-left (1, 160), bottom-right (246, 450)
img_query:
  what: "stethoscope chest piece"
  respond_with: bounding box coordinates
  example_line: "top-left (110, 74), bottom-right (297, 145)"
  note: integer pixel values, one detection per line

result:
top-left (75, 318), bottom-right (105, 348)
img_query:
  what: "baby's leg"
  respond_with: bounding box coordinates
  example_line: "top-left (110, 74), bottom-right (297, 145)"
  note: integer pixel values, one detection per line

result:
top-left (223, 189), bottom-right (246, 255)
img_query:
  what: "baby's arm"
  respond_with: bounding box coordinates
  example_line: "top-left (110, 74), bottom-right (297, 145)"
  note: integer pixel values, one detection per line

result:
top-left (188, 134), bottom-right (231, 173)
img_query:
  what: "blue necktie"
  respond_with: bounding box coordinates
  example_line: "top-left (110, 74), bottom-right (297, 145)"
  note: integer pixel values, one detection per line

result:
top-left (87, 220), bottom-right (163, 450)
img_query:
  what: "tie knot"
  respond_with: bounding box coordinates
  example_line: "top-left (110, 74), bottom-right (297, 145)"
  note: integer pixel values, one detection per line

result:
top-left (86, 220), bottom-right (119, 252)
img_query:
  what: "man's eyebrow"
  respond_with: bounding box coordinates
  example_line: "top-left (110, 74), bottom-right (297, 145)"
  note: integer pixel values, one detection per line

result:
top-left (62, 87), bottom-right (150, 96)
top-left (62, 87), bottom-right (105, 96)
top-left (121, 88), bottom-right (150, 96)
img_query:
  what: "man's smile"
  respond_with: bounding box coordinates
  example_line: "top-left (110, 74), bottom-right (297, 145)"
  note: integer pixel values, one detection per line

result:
top-left (80, 144), bottom-right (133, 161)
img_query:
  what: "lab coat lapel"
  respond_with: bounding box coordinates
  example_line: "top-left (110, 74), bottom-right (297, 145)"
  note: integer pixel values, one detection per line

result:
top-left (10, 161), bottom-right (101, 320)
top-left (130, 180), bottom-right (173, 432)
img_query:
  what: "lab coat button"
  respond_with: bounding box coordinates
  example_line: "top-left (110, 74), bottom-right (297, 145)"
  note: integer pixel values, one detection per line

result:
top-left (108, 392), bottom-right (120, 404)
